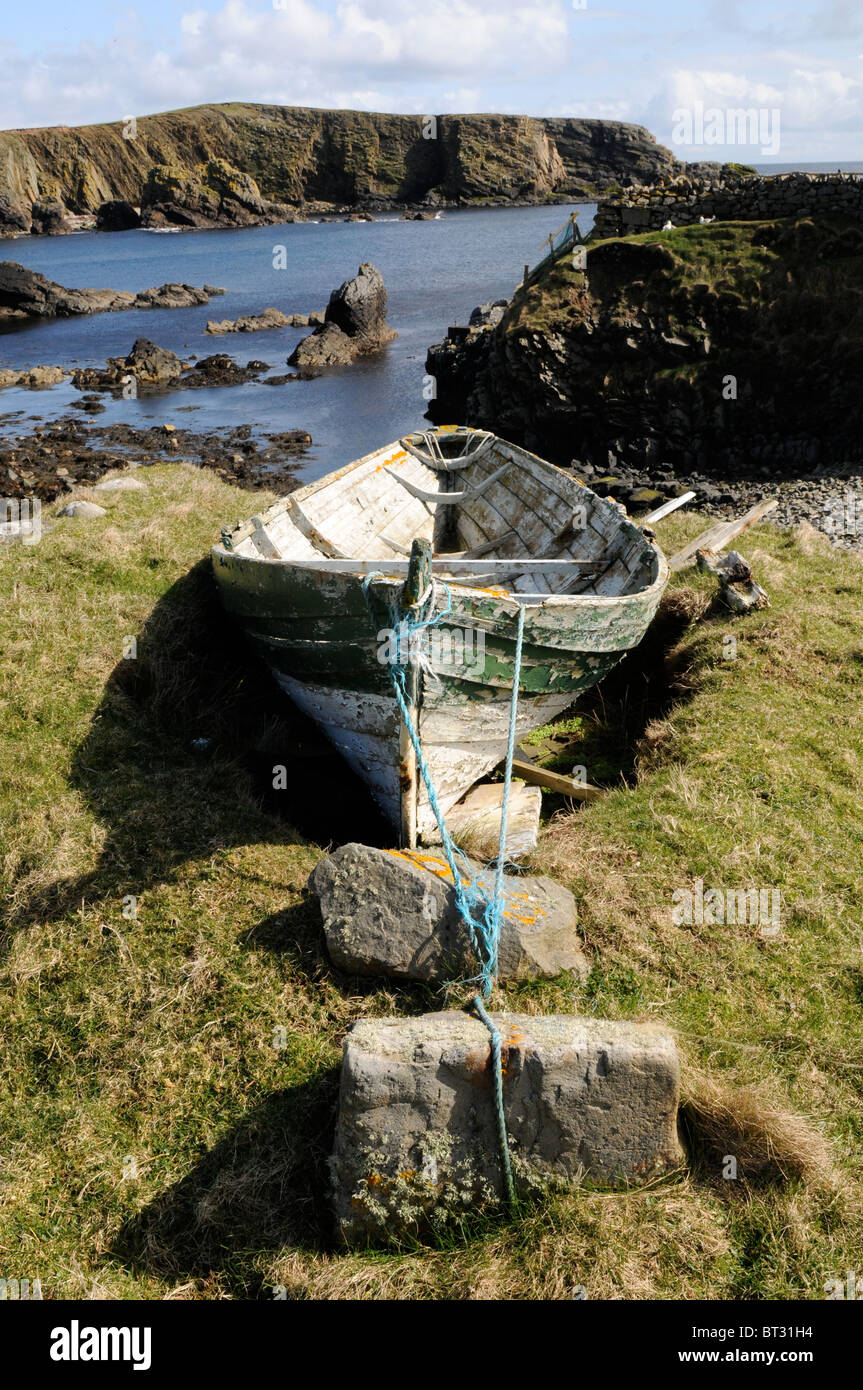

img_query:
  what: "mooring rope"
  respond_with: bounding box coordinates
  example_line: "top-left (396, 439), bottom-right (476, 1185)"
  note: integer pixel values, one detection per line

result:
top-left (362, 573), bottom-right (525, 1207)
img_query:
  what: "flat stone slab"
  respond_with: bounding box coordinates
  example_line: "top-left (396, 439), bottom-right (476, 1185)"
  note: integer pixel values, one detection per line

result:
top-left (331, 1011), bottom-right (683, 1245)
top-left (94, 476), bottom-right (147, 492)
top-left (309, 842), bottom-right (588, 984)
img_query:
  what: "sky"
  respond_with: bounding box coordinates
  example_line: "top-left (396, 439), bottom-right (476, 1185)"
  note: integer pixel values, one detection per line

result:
top-left (1, 0), bottom-right (861, 161)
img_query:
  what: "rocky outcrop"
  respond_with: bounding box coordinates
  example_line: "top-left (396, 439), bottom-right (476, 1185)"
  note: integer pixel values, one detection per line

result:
top-left (140, 158), bottom-right (297, 229)
top-left (289, 263), bottom-right (396, 371)
top-left (0, 103), bottom-right (685, 233)
top-left (69, 341), bottom-right (279, 395)
top-left (205, 308), bottom-right (289, 335)
top-left (331, 1011), bottom-right (683, 1244)
top-left (426, 214), bottom-right (863, 473)
top-left (0, 261), bottom-right (224, 323)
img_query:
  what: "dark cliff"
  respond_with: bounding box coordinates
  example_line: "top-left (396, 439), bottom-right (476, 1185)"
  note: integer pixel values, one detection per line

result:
top-left (426, 214), bottom-right (863, 472)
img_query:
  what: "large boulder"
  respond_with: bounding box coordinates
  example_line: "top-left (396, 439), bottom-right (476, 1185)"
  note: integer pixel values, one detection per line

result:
top-left (96, 200), bottom-right (141, 232)
top-left (309, 843), bottom-right (588, 984)
top-left (330, 1011), bottom-right (684, 1244)
top-left (30, 199), bottom-right (74, 235)
top-left (288, 263), bottom-right (396, 371)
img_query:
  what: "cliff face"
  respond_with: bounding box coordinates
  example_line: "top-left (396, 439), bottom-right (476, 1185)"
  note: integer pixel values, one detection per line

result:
top-left (0, 103), bottom-right (683, 232)
top-left (426, 215), bottom-right (863, 472)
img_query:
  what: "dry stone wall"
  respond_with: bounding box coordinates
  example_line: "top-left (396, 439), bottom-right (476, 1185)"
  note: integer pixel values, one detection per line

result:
top-left (592, 171), bottom-right (863, 239)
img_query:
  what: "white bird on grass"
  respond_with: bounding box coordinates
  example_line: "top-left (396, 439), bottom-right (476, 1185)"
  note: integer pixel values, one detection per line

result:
top-left (662, 219), bottom-right (675, 230)
top-left (699, 214), bottom-right (716, 224)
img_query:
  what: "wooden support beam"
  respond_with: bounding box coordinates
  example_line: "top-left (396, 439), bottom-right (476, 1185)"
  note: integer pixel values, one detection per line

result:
top-left (509, 757), bottom-right (606, 802)
top-left (668, 497), bottom-right (779, 572)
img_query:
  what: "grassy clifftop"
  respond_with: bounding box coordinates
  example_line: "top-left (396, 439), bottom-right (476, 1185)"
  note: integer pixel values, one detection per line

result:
top-left (429, 214), bottom-right (863, 471)
top-left (0, 103), bottom-right (682, 223)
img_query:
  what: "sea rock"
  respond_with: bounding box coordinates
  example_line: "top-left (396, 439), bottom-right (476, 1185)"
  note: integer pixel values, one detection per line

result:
top-left (96, 200), bottom-right (142, 231)
top-left (30, 199), bottom-right (74, 235)
top-left (288, 263), bottom-right (396, 371)
top-left (0, 261), bottom-right (223, 323)
top-left (0, 365), bottom-right (66, 390)
top-left (57, 500), bottom-right (107, 518)
top-left (309, 842), bottom-right (588, 983)
top-left (120, 339), bottom-right (183, 385)
top-left (330, 1011), bottom-right (684, 1244)
top-left (205, 308), bottom-right (289, 334)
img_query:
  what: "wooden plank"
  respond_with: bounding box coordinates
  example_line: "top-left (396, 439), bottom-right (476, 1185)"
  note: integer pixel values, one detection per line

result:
top-left (640, 491), bottom-right (696, 527)
top-left (509, 757), bottom-right (606, 801)
top-left (668, 498), bottom-right (779, 572)
top-left (444, 781), bottom-right (542, 860)
top-left (284, 558), bottom-right (601, 574)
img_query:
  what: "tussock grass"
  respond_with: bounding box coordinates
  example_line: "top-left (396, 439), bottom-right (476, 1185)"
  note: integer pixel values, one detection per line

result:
top-left (0, 465), bottom-right (861, 1300)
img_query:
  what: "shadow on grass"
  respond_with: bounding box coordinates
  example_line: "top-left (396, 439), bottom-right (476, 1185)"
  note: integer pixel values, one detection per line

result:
top-left (10, 557), bottom-right (392, 933)
top-left (523, 586), bottom-right (707, 800)
top-left (113, 1073), bottom-right (340, 1295)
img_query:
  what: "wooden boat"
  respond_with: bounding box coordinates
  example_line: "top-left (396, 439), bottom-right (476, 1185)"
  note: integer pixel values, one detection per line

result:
top-left (212, 426), bottom-right (670, 847)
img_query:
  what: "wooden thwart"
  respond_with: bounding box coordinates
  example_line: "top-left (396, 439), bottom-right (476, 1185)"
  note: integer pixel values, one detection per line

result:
top-left (384, 459), bottom-right (514, 505)
top-left (669, 497), bottom-right (778, 572)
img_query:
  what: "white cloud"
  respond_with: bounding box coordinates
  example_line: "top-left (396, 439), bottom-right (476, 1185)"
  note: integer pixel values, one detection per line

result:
top-left (0, 0), bottom-right (861, 161)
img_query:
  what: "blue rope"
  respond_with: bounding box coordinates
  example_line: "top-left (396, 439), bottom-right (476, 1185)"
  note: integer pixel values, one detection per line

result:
top-left (363, 573), bottom-right (526, 1207)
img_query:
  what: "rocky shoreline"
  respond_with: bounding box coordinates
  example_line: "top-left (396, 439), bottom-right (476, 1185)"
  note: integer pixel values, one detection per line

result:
top-left (0, 414), bottom-right (313, 502)
top-left (566, 458), bottom-right (863, 554)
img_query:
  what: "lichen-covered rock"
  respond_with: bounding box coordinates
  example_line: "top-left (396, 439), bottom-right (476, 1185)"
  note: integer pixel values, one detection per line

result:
top-left (140, 158), bottom-right (297, 229)
top-left (309, 842), bottom-right (588, 984)
top-left (331, 1011), bottom-right (683, 1244)
top-left (57, 500), bottom-right (107, 518)
top-left (0, 365), bottom-right (66, 390)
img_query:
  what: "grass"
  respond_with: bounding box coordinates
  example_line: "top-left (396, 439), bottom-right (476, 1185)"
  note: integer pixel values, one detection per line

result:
top-left (1, 464), bottom-right (861, 1299)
